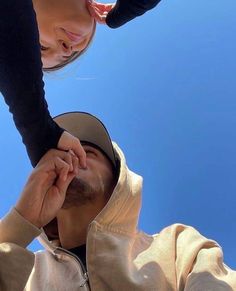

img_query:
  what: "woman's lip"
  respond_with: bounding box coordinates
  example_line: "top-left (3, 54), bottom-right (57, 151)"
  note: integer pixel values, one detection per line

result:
top-left (63, 29), bottom-right (83, 43)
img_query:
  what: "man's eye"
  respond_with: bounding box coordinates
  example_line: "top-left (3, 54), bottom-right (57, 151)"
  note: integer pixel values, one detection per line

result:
top-left (40, 45), bottom-right (48, 51)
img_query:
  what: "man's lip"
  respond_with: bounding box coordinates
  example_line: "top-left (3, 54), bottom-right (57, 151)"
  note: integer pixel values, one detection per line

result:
top-left (63, 29), bottom-right (83, 43)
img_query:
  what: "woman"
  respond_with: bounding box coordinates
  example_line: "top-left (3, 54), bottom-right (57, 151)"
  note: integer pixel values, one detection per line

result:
top-left (33, 0), bottom-right (161, 71)
top-left (0, 0), bottom-right (161, 167)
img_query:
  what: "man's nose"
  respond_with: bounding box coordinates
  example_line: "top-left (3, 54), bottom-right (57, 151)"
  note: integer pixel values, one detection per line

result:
top-left (57, 40), bottom-right (73, 56)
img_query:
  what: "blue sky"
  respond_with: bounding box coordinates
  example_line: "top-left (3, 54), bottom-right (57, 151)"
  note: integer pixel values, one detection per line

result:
top-left (0, 0), bottom-right (236, 269)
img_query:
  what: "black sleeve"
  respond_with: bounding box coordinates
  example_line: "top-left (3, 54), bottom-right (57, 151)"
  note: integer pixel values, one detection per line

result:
top-left (0, 0), bottom-right (64, 167)
top-left (106, 0), bottom-right (161, 28)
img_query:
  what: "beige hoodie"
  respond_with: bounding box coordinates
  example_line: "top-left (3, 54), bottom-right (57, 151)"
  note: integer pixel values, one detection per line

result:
top-left (0, 143), bottom-right (236, 291)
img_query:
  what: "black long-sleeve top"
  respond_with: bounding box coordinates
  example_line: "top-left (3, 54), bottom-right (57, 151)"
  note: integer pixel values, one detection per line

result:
top-left (0, 0), bottom-right (63, 167)
top-left (0, 0), bottom-right (161, 167)
top-left (106, 0), bottom-right (161, 28)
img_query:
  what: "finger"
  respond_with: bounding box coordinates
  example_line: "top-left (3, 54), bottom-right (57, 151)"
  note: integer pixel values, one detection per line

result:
top-left (72, 155), bottom-right (79, 176)
top-left (72, 140), bottom-right (87, 169)
top-left (54, 157), bottom-right (70, 181)
top-left (60, 165), bottom-right (70, 182)
top-left (63, 151), bottom-right (73, 172)
top-left (68, 149), bottom-right (76, 156)
top-left (54, 150), bottom-right (74, 172)
top-left (68, 150), bottom-right (78, 173)
top-left (57, 132), bottom-right (86, 169)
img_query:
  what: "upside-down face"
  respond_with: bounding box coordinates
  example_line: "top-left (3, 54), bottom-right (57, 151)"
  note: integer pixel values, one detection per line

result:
top-left (33, 0), bottom-right (95, 69)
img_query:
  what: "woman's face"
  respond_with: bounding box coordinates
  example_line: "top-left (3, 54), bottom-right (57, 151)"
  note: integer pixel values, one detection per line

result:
top-left (32, 0), bottom-right (95, 69)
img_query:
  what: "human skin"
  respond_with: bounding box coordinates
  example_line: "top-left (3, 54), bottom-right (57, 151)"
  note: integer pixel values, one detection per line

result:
top-left (57, 144), bottom-right (115, 249)
top-left (58, 131), bottom-right (87, 169)
top-left (32, 0), bottom-right (114, 68)
top-left (15, 145), bottom-right (115, 248)
top-left (15, 149), bottom-right (79, 228)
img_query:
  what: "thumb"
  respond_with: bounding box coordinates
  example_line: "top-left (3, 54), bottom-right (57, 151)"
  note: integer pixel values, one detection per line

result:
top-left (71, 139), bottom-right (87, 169)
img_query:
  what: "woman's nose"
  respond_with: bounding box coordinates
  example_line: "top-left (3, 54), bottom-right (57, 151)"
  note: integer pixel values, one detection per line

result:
top-left (57, 40), bottom-right (73, 56)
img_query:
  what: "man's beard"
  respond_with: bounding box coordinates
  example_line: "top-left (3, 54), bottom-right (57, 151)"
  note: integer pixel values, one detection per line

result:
top-left (62, 177), bottom-right (101, 209)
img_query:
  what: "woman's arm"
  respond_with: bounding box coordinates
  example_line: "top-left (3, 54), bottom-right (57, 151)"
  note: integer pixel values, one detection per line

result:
top-left (0, 0), bottom-right (86, 168)
top-left (0, 0), bottom-right (63, 166)
top-left (106, 0), bottom-right (161, 28)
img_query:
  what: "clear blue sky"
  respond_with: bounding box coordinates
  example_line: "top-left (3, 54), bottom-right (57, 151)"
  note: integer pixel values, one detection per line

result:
top-left (0, 0), bottom-right (236, 268)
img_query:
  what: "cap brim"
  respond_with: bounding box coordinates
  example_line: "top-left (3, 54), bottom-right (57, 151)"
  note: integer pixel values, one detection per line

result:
top-left (53, 112), bottom-right (116, 167)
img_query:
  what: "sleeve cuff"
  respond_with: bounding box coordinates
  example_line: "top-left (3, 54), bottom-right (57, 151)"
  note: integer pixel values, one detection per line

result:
top-left (0, 208), bottom-right (42, 248)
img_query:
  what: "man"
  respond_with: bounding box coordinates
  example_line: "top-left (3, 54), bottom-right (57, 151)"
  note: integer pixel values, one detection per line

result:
top-left (0, 112), bottom-right (236, 291)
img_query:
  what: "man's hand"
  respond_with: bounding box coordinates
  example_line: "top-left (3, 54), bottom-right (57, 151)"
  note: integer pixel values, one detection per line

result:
top-left (58, 131), bottom-right (86, 169)
top-left (15, 150), bottom-right (78, 228)
top-left (87, 0), bottom-right (115, 24)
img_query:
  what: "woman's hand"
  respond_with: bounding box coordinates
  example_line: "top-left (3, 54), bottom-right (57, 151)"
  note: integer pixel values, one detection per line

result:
top-left (15, 149), bottom-right (78, 228)
top-left (87, 0), bottom-right (115, 24)
top-left (58, 131), bottom-right (86, 169)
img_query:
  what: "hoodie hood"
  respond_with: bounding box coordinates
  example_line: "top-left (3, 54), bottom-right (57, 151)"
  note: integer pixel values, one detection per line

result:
top-left (29, 145), bottom-right (236, 291)
top-left (93, 142), bottom-right (143, 234)
top-left (38, 142), bottom-right (143, 250)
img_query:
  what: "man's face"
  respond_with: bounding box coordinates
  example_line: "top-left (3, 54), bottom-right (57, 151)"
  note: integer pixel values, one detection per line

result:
top-left (44, 144), bottom-right (116, 242)
top-left (62, 144), bottom-right (115, 209)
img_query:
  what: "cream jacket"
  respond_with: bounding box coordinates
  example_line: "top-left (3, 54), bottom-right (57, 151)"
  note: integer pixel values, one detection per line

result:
top-left (0, 143), bottom-right (236, 291)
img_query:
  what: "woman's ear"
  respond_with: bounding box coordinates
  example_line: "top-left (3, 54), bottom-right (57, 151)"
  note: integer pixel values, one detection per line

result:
top-left (87, 0), bottom-right (115, 24)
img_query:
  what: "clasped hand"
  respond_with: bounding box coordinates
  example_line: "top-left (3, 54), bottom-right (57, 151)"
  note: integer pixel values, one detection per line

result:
top-left (15, 149), bottom-right (78, 228)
